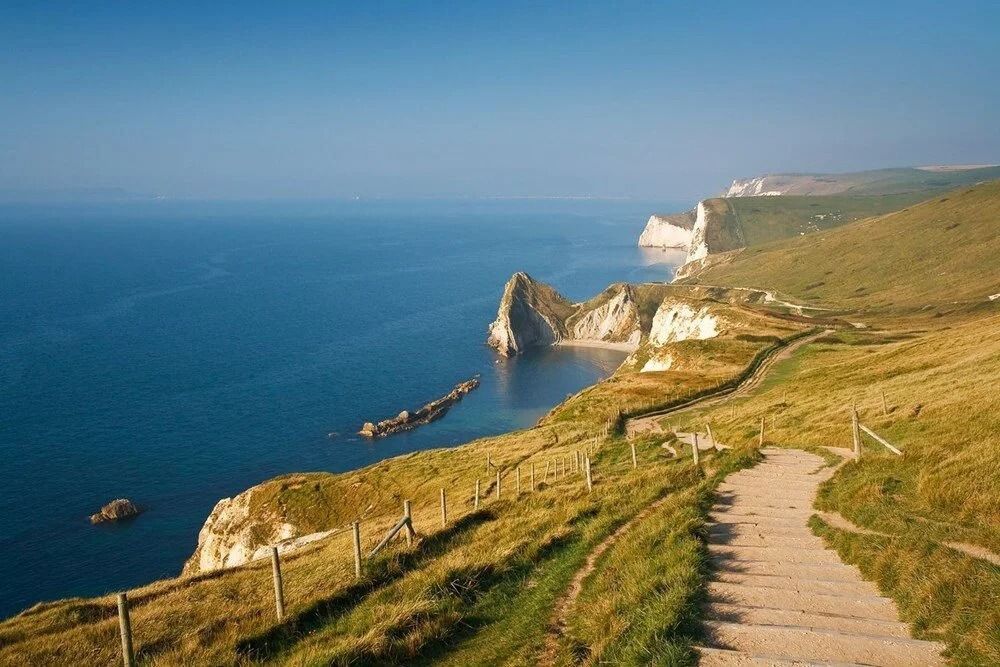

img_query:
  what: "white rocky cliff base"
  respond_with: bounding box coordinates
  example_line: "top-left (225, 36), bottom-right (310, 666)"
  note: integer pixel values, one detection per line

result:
top-left (640, 298), bottom-right (723, 372)
top-left (637, 210), bottom-right (695, 249)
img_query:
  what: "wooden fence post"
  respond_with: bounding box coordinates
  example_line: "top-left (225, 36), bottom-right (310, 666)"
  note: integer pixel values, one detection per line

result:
top-left (440, 488), bottom-right (447, 528)
top-left (758, 416), bottom-right (765, 446)
top-left (706, 423), bottom-right (715, 450)
top-left (270, 547), bottom-right (285, 620)
top-left (403, 500), bottom-right (414, 545)
top-left (585, 456), bottom-right (593, 493)
top-left (851, 406), bottom-right (862, 459)
top-left (545, 460), bottom-right (550, 481)
top-left (692, 432), bottom-right (700, 467)
top-left (881, 390), bottom-right (889, 416)
top-left (352, 521), bottom-right (362, 579)
top-left (474, 479), bottom-right (480, 509)
top-left (117, 592), bottom-right (135, 667)
top-left (531, 462), bottom-right (535, 491)
top-left (496, 470), bottom-right (501, 500)
top-left (516, 466), bottom-right (521, 495)
top-left (630, 442), bottom-right (638, 469)
top-left (486, 452), bottom-right (491, 472)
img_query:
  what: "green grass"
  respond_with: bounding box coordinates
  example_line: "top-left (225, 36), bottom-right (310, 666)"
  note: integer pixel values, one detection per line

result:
top-left (688, 181), bottom-right (1000, 313)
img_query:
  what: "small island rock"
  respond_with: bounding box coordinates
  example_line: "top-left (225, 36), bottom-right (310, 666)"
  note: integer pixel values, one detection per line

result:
top-left (90, 498), bottom-right (142, 524)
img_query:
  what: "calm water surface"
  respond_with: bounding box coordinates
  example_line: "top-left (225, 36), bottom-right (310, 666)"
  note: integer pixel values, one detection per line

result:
top-left (0, 199), bottom-right (686, 616)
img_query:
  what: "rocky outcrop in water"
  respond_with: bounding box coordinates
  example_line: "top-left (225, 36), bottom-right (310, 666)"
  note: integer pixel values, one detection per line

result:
top-left (359, 377), bottom-right (480, 438)
top-left (90, 498), bottom-right (141, 524)
top-left (486, 272), bottom-right (575, 356)
top-left (487, 275), bottom-right (644, 356)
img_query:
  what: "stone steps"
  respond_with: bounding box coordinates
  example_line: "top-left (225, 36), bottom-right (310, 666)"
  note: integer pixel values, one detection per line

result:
top-left (697, 448), bottom-right (944, 665)
top-left (702, 620), bottom-right (946, 666)
top-left (707, 581), bottom-right (900, 621)
top-left (714, 572), bottom-right (881, 597)
top-left (703, 602), bottom-right (913, 639)
top-left (697, 645), bottom-right (866, 666)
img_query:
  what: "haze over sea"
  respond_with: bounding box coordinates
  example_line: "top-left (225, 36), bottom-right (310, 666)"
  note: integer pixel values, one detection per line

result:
top-left (0, 198), bottom-right (685, 617)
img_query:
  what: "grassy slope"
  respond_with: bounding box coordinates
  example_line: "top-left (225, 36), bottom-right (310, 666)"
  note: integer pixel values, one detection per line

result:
top-left (0, 304), bottom-right (804, 665)
top-left (689, 181), bottom-right (1000, 313)
top-left (646, 180), bottom-right (1000, 663)
top-left (727, 192), bottom-right (932, 247)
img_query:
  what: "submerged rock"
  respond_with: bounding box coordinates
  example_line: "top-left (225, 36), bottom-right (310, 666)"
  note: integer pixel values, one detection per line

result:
top-left (90, 498), bottom-right (141, 524)
top-left (358, 377), bottom-right (481, 438)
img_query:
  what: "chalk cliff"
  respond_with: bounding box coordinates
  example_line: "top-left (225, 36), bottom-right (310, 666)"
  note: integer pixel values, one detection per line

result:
top-left (184, 474), bottom-right (334, 574)
top-left (486, 272), bottom-right (575, 356)
top-left (637, 210), bottom-right (695, 249)
top-left (486, 276), bottom-right (642, 356)
top-left (640, 298), bottom-right (725, 372)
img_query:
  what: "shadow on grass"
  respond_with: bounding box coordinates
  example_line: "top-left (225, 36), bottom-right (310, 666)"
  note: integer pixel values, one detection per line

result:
top-left (235, 509), bottom-right (497, 662)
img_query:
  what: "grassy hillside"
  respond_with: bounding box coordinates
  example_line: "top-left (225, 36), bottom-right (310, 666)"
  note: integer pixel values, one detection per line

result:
top-left (727, 192), bottom-right (934, 247)
top-left (657, 315), bottom-right (1000, 664)
top-left (4, 179), bottom-right (998, 665)
top-left (728, 165), bottom-right (1000, 197)
top-left (688, 181), bottom-right (1000, 313)
top-left (0, 296), bottom-right (805, 665)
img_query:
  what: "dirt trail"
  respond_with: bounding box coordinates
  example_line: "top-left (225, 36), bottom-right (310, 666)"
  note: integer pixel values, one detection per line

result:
top-left (626, 329), bottom-right (830, 438)
top-left (697, 448), bottom-right (945, 666)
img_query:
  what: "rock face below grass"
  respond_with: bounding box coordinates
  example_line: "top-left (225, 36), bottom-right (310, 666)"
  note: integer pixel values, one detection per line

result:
top-left (90, 498), bottom-right (141, 524)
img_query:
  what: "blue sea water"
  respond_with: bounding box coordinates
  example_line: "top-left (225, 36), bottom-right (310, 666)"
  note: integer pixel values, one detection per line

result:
top-left (0, 198), bottom-right (686, 617)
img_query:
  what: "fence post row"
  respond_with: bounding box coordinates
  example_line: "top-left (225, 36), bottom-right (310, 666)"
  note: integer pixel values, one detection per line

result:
top-left (117, 592), bottom-right (135, 667)
top-left (270, 547), bottom-right (285, 620)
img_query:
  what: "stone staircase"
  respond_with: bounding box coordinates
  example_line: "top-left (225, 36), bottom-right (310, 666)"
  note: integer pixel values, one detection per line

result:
top-left (696, 448), bottom-right (945, 666)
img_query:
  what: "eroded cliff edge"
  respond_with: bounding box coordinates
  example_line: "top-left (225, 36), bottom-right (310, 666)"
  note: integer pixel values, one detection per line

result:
top-left (486, 273), bottom-right (642, 356)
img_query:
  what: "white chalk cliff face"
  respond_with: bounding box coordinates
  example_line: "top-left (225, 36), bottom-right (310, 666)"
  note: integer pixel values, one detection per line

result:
top-left (640, 352), bottom-right (674, 373)
top-left (726, 176), bottom-right (786, 197)
top-left (184, 482), bottom-right (302, 574)
top-left (487, 276), bottom-right (642, 356)
top-left (570, 285), bottom-right (641, 347)
top-left (685, 201), bottom-right (710, 263)
top-left (648, 299), bottom-right (721, 346)
top-left (637, 212), bottom-right (694, 249)
top-left (486, 272), bottom-right (573, 357)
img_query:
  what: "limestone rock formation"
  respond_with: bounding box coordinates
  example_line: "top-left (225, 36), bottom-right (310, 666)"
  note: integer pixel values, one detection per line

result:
top-left (637, 210), bottom-right (695, 249)
top-left (647, 298), bottom-right (723, 346)
top-left (568, 284), bottom-right (642, 347)
top-left (486, 272), bottom-right (575, 356)
top-left (90, 498), bottom-right (141, 524)
top-left (487, 276), bottom-right (645, 356)
top-left (358, 377), bottom-right (480, 437)
top-left (184, 475), bottom-right (317, 574)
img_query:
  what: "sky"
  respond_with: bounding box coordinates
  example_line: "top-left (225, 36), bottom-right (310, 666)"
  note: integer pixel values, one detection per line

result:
top-left (1, 1), bottom-right (998, 202)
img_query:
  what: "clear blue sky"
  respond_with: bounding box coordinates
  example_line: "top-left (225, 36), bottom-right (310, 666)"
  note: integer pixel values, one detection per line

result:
top-left (1, 1), bottom-right (998, 201)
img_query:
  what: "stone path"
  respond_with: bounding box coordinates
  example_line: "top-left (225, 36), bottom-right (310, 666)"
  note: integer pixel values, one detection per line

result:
top-left (696, 448), bottom-right (945, 666)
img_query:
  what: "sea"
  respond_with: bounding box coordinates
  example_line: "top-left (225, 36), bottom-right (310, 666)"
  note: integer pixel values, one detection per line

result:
top-left (0, 198), bottom-right (687, 617)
